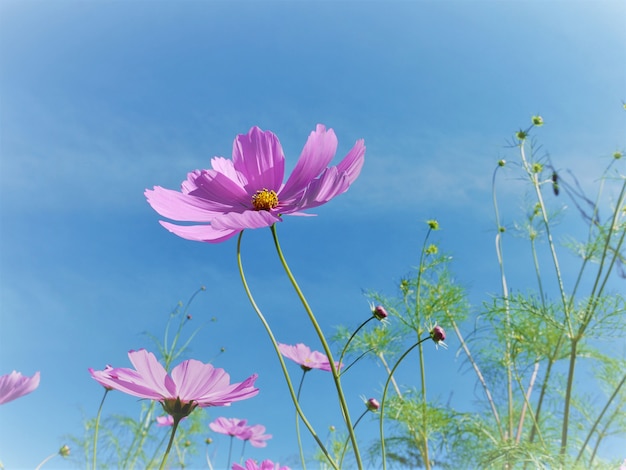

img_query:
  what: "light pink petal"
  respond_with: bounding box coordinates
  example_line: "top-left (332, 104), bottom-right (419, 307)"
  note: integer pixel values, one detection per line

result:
top-left (127, 350), bottom-right (175, 397)
top-left (195, 373), bottom-right (259, 407)
top-left (335, 138), bottom-right (366, 184)
top-left (171, 360), bottom-right (227, 402)
top-left (211, 156), bottom-right (248, 187)
top-left (247, 424), bottom-right (271, 447)
top-left (89, 367), bottom-right (163, 400)
top-left (279, 124), bottom-right (338, 201)
top-left (210, 211), bottom-right (281, 231)
top-left (0, 371), bottom-right (40, 405)
top-left (232, 127), bottom-right (285, 193)
top-left (145, 187), bottom-right (228, 222)
top-left (159, 221), bottom-right (240, 243)
top-left (209, 417), bottom-right (249, 436)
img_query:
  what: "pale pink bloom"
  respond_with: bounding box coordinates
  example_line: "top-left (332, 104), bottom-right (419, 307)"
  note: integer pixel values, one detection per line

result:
top-left (145, 125), bottom-right (365, 243)
top-left (156, 415), bottom-right (183, 427)
top-left (209, 417), bottom-right (251, 438)
top-left (232, 459), bottom-right (290, 470)
top-left (0, 371), bottom-right (40, 405)
top-left (245, 424), bottom-right (272, 448)
top-left (89, 349), bottom-right (258, 417)
top-left (278, 343), bottom-right (341, 372)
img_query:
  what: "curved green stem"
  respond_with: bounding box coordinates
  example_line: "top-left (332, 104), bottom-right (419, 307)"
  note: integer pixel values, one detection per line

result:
top-left (92, 389), bottom-right (109, 470)
top-left (296, 370), bottom-right (308, 470)
top-left (158, 416), bottom-right (181, 470)
top-left (236, 231), bottom-right (336, 468)
top-left (380, 335), bottom-right (430, 470)
top-left (270, 225), bottom-right (361, 469)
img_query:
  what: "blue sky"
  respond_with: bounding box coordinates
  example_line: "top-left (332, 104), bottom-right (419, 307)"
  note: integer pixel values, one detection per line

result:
top-left (1, 1), bottom-right (625, 468)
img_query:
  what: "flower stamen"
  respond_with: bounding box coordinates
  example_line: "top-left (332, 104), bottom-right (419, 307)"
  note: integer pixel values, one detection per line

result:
top-left (252, 189), bottom-right (279, 211)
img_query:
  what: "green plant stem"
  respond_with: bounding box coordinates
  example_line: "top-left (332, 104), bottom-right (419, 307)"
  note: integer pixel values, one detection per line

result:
top-left (575, 372), bottom-right (626, 464)
top-left (449, 317), bottom-right (503, 439)
top-left (492, 163), bottom-right (514, 443)
top-left (158, 416), bottom-right (181, 470)
top-left (338, 316), bottom-right (375, 368)
top-left (339, 409), bottom-right (369, 468)
top-left (417, 331), bottom-right (431, 470)
top-left (380, 335), bottom-right (430, 470)
top-left (34, 452), bottom-right (58, 470)
top-left (270, 225), bottom-right (361, 469)
top-left (237, 231), bottom-right (336, 469)
top-left (296, 370), bottom-right (308, 470)
top-left (377, 352), bottom-right (402, 398)
top-left (92, 389), bottom-right (109, 470)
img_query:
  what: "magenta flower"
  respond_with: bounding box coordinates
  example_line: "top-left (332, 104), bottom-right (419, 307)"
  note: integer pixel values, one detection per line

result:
top-left (366, 398), bottom-right (380, 412)
top-left (89, 349), bottom-right (258, 419)
top-left (232, 459), bottom-right (290, 470)
top-left (209, 417), bottom-right (251, 438)
top-left (278, 343), bottom-right (341, 372)
top-left (145, 125), bottom-right (365, 243)
top-left (0, 371), bottom-right (40, 405)
top-left (430, 324), bottom-right (447, 349)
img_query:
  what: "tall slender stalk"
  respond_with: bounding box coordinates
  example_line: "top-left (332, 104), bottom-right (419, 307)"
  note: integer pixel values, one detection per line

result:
top-left (270, 225), bottom-right (361, 469)
top-left (236, 231), bottom-right (337, 468)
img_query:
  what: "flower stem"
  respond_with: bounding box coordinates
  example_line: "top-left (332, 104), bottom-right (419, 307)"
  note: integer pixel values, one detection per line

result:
top-left (92, 389), bottom-right (109, 470)
top-left (270, 225), bottom-right (362, 469)
top-left (159, 416), bottom-right (181, 470)
top-left (380, 336), bottom-right (430, 470)
top-left (295, 370), bottom-right (308, 470)
top-left (237, 231), bottom-right (337, 469)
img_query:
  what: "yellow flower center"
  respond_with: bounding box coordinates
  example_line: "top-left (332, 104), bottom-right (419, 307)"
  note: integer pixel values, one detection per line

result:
top-left (252, 188), bottom-right (279, 211)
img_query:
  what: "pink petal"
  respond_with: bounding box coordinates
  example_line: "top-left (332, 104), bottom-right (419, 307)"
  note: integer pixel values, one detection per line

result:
top-left (232, 127), bottom-right (285, 193)
top-left (210, 211), bottom-right (281, 231)
top-left (196, 373), bottom-right (259, 407)
top-left (189, 171), bottom-right (250, 208)
top-left (279, 124), bottom-right (338, 201)
top-left (159, 221), bottom-right (239, 243)
top-left (335, 138), bottom-right (366, 184)
top-left (0, 371), bottom-right (40, 405)
top-left (127, 350), bottom-right (175, 397)
top-left (145, 187), bottom-right (227, 222)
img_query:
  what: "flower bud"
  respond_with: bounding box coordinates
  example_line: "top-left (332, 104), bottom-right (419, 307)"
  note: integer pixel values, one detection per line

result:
top-left (59, 445), bottom-right (70, 458)
top-left (372, 305), bottom-right (388, 321)
top-left (205, 437), bottom-right (213, 445)
top-left (427, 219), bottom-right (439, 230)
top-left (498, 159), bottom-right (506, 167)
top-left (430, 325), bottom-right (446, 343)
top-left (516, 130), bottom-right (527, 141)
top-left (366, 398), bottom-right (380, 411)
top-left (531, 115), bottom-right (544, 126)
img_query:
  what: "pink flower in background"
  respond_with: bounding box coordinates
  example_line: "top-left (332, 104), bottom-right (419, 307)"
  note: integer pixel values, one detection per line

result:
top-left (156, 415), bottom-right (184, 427)
top-left (89, 349), bottom-right (258, 418)
top-left (209, 417), bottom-right (251, 438)
top-left (145, 125), bottom-right (365, 243)
top-left (245, 424), bottom-right (272, 448)
top-left (278, 343), bottom-right (341, 372)
top-left (0, 371), bottom-right (40, 405)
top-left (232, 459), bottom-right (290, 470)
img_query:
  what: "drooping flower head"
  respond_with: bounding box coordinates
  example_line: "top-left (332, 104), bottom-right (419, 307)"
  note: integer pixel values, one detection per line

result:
top-left (89, 349), bottom-right (258, 419)
top-left (278, 343), bottom-right (341, 372)
top-left (232, 459), bottom-right (290, 470)
top-left (145, 125), bottom-right (365, 243)
top-left (430, 324), bottom-right (447, 349)
top-left (0, 370), bottom-right (40, 405)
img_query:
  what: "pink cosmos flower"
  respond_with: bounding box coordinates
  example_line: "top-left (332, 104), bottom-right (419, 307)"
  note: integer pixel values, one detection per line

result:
top-left (278, 343), bottom-right (341, 372)
top-left (245, 424), bottom-right (272, 448)
top-left (232, 459), bottom-right (290, 470)
top-left (89, 349), bottom-right (258, 418)
top-left (209, 417), bottom-right (251, 438)
top-left (0, 371), bottom-right (40, 405)
top-left (145, 125), bottom-right (365, 243)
